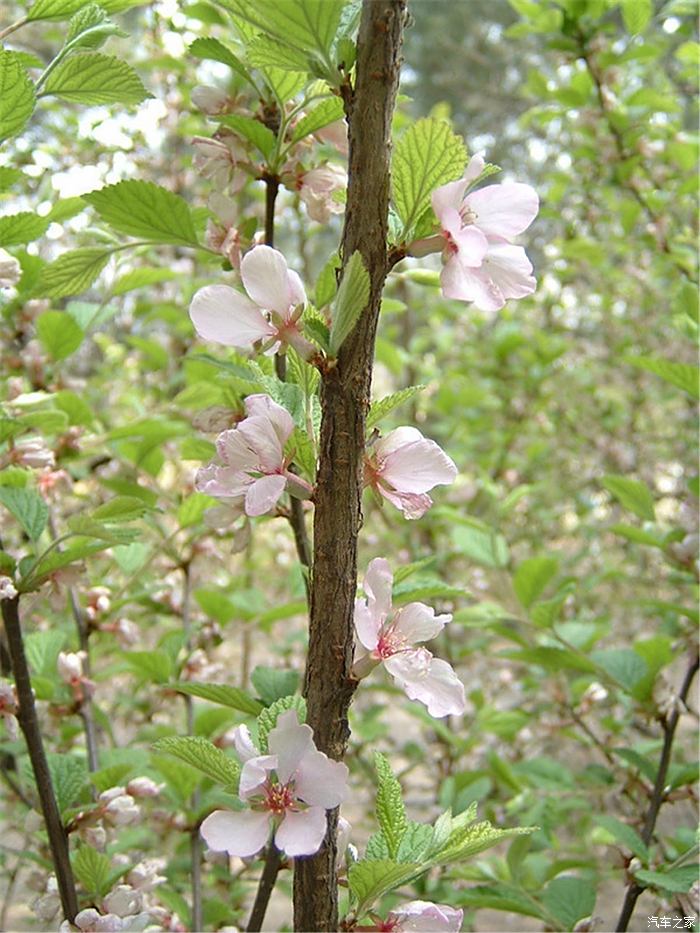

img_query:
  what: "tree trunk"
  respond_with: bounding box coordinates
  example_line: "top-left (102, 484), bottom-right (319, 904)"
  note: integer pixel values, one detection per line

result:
top-left (293, 2), bottom-right (406, 930)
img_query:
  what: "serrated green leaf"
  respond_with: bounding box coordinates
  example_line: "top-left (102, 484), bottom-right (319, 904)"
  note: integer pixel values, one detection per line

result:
top-left (513, 556), bottom-right (558, 609)
top-left (41, 52), bottom-right (150, 105)
top-left (374, 753), bottom-right (408, 859)
top-left (247, 34), bottom-right (311, 73)
top-left (72, 844), bottom-right (111, 897)
top-left (591, 649), bottom-right (648, 694)
top-left (594, 815), bottom-right (648, 861)
top-left (634, 866), bottom-right (698, 893)
top-left (189, 37), bottom-right (252, 83)
top-left (24, 629), bottom-right (66, 676)
top-left (542, 876), bottom-right (596, 930)
top-left (66, 4), bottom-right (127, 49)
top-left (219, 114), bottom-right (276, 159)
top-left (292, 97), bottom-right (345, 142)
top-left (601, 475), bottom-right (655, 521)
top-left (225, 0), bottom-right (344, 59)
top-left (251, 667), bottom-right (300, 706)
top-left (626, 355), bottom-right (699, 400)
top-left (0, 487), bottom-right (49, 541)
top-left (36, 310), bottom-right (84, 361)
top-left (314, 252), bottom-right (340, 307)
top-left (0, 52), bottom-right (36, 143)
top-left (621, 0), bottom-right (652, 34)
top-left (92, 495), bottom-right (149, 522)
top-left (392, 117), bottom-right (466, 237)
top-left (287, 426), bottom-right (316, 481)
top-left (28, 0), bottom-right (148, 19)
top-left (430, 817), bottom-right (533, 865)
top-left (329, 251), bottom-right (369, 356)
top-left (366, 385), bottom-right (426, 430)
top-left (257, 695), bottom-right (306, 752)
top-left (349, 860), bottom-right (424, 917)
top-left (152, 735), bottom-right (240, 791)
top-left (452, 519), bottom-right (509, 568)
top-left (173, 682), bottom-right (263, 716)
top-left (0, 167), bottom-right (22, 190)
top-left (84, 181), bottom-right (199, 246)
top-left (111, 266), bottom-right (176, 295)
top-left (123, 650), bottom-right (172, 684)
top-left (37, 247), bottom-right (111, 299)
top-left (0, 212), bottom-right (49, 248)
top-left (47, 754), bottom-right (89, 816)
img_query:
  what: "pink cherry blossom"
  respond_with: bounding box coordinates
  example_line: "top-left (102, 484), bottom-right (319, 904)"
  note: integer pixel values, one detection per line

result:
top-left (189, 245), bottom-right (314, 358)
top-left (195, 393), bottom-right (313, 517)
top-left (352, 558), bottom-right (465, 718)
top-left (205, 194), bottom-right (241, 269)
top-left (382, 900), bottom-right (464, 932)
top-left (364, 426), bottom-right (457, 519)
top-left (299, 164), bottom-right (347, 223)
top-left (200, 709), bottom-right (349, 859)
top-left (430, 154), bottom-right (539, 311)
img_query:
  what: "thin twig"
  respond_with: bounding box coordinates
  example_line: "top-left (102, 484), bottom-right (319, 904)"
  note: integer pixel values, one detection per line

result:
top-left (0, 16), bottom-right (28, 40)
top-left (615, 653), bottom-right (699, 931)
top-left (1, 595), bottom-right (79, 922)
top-left (246, 845), bottom-right (283, 933)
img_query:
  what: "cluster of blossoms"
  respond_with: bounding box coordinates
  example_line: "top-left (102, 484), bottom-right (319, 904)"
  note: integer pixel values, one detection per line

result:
top-left (411, 153), bottom-right (539, 311)
top-left (352, 558), bottom-right (465, 717)
top-left (373, 901), bottom-right (464, 932)
top-left (201, 709), bottom-right (348, 858)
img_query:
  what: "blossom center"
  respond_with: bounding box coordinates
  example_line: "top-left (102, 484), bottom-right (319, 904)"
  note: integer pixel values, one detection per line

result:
top-left (460, 204), bottom-right (478, 225)
top-left (375, 623), bottom-right (407, 659)
top-left (263, 781), bottom-right (295, 814)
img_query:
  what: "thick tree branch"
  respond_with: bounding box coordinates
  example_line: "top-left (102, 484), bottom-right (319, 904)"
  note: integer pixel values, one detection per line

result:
top-left (293, 3), bottom-right (406, 930)
top-left (1, 595), bottom-right (79, 923)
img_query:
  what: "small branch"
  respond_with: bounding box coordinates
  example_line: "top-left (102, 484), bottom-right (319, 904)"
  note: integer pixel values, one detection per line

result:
top-left (615, 653), bottom-right (699, 932)
top-left (1, 595), bottom-right (78, 923)
top-left (246, 845), bottom-right (283, 933)
top-left (0, 16), bottom-right (28, 40)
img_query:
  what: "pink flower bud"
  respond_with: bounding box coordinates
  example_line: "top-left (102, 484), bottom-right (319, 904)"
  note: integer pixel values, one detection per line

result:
top-left (0, 576), bottom-right (18, 601)
top-left (191, 85), bottom-right (231, 115)
top-left (102, 885), bottom-right (142, 918)
top-left (57, 650), bottom-right (85, 684)
top-left (127, 776), bottom-right (164, 798)
top-left (0, 248), bottom-right (21, 288)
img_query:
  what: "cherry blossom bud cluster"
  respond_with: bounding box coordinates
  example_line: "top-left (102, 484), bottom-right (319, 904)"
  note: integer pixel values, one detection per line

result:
top-left (85, 586), bottom-right (111, 621)
top-left (0, 247), bottom-right (21, 288)
top-left (0, 575), bottom-right (18, 601)
top-left (57, 650), bottom-right (95, 701)
top-left (99, 787), bottom-right (141, 826)
top-left (7, 437), bottom-right (55, 469)
top-left (0, 680), bottom-right (18, 739)
top-left (126, 857), bottom-right (167, 891)
top-left (298, 163), bottom-right (347, 223)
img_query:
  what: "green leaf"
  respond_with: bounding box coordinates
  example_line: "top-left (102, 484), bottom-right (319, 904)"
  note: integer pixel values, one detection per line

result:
top-left (0, 212), bottom-right (49, 248)
top-left (247, 34), bottom-right (311, 73)
top-left (292, 97), bottom-right (345, 142)
top-left (173, 682), bottom-right (263, 716)
top-left (0, 52), bottom-right (36, 143)
top-left (0, 487), bottom-right (49, 541)
top-left (177, 492), bottom-right (216, 528)
top-left (83, 181), bottom-right (199, 246)
top-left (111, 266), bottom-right (176, 295)
top-left (513, 556), bottom-right (558, 609)
top-left (251, 666), bottom-right (300, 706)
top-left (542, 876), bottom-right (596, 930)
top-left (37, 247), bottom-right (111, 299)
top-left (367, 386), bottom-right (426, 430)
top-left (152, 735), bottom-right (240, 791)
top-left (189, 37), bottom-right (252, 82)
top-left (123, 650), bottom-right (173, 684)
top-left (112, 541), bottom-right (150, 574)
top-left (452, 519), bottom-right (509, 568)
top-left (72, 844), bottom-right (111, 897)
top-left (225, 0), bottom-right (344, 60)
top-left (601, 475), bottom-right (655, 521)
top-left (92, 495), bottom-right (149, 522)
top-left (374, 753), bottom-right (408, 859)
top-left (41, 52), bottom-right (150, 105)
top-left (594, 815), bottom-right (649, 861)
top-left (591, 649), bottom-right (648, 694)
top-left (257, 695), bottom-right (306, 752)
top-left (329, 251), bottom-right (369, 356)
top-left (66, 4), bottom-right (127, 50)
top-left (428, 815), bottom-right (533, 865)
top-left (24, 629), bottom-right (66, 676)
top-left (36, 310), bottom-right (84, 361)
top-left (0, 167), bottom-right (23, 191)
top-left (634, 866), bottom-right (698, 894)
top-left (219, 114), bottom-right (276, 159)
top-left (314, 251), bottom-right (340, 307)
top-left (28, 0), bottom-right (148, 19)
top-left (47, 754), bottom-right (88, 816)
top-left (348, 860), bottom-right (424, 918)
top-left (621, 0), bottom-right (652, 34)
top-left (626, 355), bottom-right (699, 400)
top-left (391, 117), bottom-right (466, 237)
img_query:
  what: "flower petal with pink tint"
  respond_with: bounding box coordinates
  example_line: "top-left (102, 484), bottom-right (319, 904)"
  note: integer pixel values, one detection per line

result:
top-left (464, 183), bottom-right (539, 239)
top-left (482, 242), bottom-right (536, 301)
top-left (237, 415), bottom-right (285, 473)
top-left (431, 177), bottom-right (469, 222)
top-left (244, 474), bottom-right (287, 516)
top-left (380, 434), bottom-right (457, 495)
top-left (384, 651), bottom-right (465, 718)
top-left (274, 806), bottom-right (327, 857)
top-left (244, 394), bottom-right (294, 447)
top-left (194, 464), bottom-right (249, 499)
top-left (379, 488), bottom-right (433, 520)
top-left (241, 245), bottom-right (304, 316)
top-left (294, 750), bottom-right (349, 808)
top-left (189, 285), bottom-right (275, 348)
top-left (267, 710), bottom-right (315, 785)
top-left (239, 754), bottom-right (277, 798)
top-left (363, 557), bottom-right (393, 626)
top-left (394, 603), bottom-right (451, 645)
top-left (200, 809), bottom-right (270, 857)
top-left (232, 724), bottom-right (258, 762)
top-left (390, 900), bottom-right (464, 932)
top-left (354, 600), bottom-right (381, 652)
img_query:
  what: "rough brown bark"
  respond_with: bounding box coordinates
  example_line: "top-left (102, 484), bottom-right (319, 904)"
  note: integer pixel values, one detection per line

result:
top-left (293, 2), bottom-right (406, 930)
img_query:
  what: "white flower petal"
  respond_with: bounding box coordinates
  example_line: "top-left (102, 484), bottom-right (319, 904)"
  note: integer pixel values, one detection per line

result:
top-left (244, 474), bottom-right (287, 516)
top-left (354, 600), bottom-right (381, 651)
top-left (274, 806), bottom-right (327, 857)
top-left (241, 245), bottom-right (298, 314)
top-left (465, 182), bottom-right (539, 239)
top-left (200, 809), bottom-right (270, 857)
top-left (382, 438), bottom-right (457, 495)
top-left (244, 394), bottom-right (295, 446)
top-left (239, 754), bottom-right (277, 798)
top-left (431, 177), bottom-right (469, 222)
top-left (391, 900), bottom-right (464, 932)
top-left (189, 284), bottom-right (274, 348)
top-left (394, 603), bottom-right (451, 645)
top-left (362, 557), bottom-right (394, 626)
top-left (294, 749), bottom-right (349, 808)
top-left (384, 650), bottom-right (465, 718)
top-left (237, 414), bottom-right (285, 473)
top-left (267, 710), bottom-right (314, 785)
top-left (232, 724), bottom-right (259, 761)
top-left (482, 242), bottom-right (536, 301)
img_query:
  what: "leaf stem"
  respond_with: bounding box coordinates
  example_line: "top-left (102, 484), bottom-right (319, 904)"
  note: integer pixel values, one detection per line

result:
top-left (0, 594), bottom-right (79, 923)
top-left (0, 16), bottom-right (28, 40)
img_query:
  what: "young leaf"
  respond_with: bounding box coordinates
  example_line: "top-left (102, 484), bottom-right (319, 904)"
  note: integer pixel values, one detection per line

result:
top-left (47, 754), bottom-right (89, 816)
top-left (634, 866), bottom-right (698, 894)
top-left (24, 629), bottom-right (66, 676)
top-left (593, 815), bottom-right (649, 862)
top-left (72, 845), bottom-right (111, 897)
top-left (0, 487), bottom-right (49, 541)
top-left (292, 97), bottom-right (345, 142)
top-left (83, 181), bottom-right (199, 246)
top-left (591, 649), bottom-right (648, 694)
top-left (37, 247), bottom-right (111, 299)
top-left (374, 753), bottom-right (408, 859)
top-left (189, 37), bottom-right (252, 83)
top-left (392, 117), bottom-right (466, 237)
top-left (329, 251), bottom-right (369, 356)
top-left (315, 251), bottom-right (340, 307)
top-left (542, 876), bottom-right (596, 930)
top-left (366, 385), bottom-right (425, 430)
top-left (226, 0), bottom-right (344, 61)
top-left (152, 735), bottom-right (240, 791)
top-left (41, 53), bottom-right (150, 105)
top-left (251, 666), bottom-right (300, 705)
top-left (601, 475), bottom-right (655, 522)
top-left (36, 310), bottom-right (84, 360)
top-left (219, 114), bottom-right (276, 160)
top-left (92, 496), bottom-right (149, 522)
top-left (626, 355), bottom-right (699, 400)
top-left (0, 212), bottom-right (50, 248)
top-left (66, 4), bottom-right (127, 50)
top-left (621, 0), bottom-right (652, 34)
top-left (451, 519), bottom-right (510, 569)
top-left (513, 556), bottom-right (558, 609)
top-left (0, 52), bottom-right (36, 143)
top-left (173, 682), bottom-right (263, 716)
top-left (349, 860), bottom-right (424, 917)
